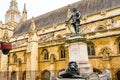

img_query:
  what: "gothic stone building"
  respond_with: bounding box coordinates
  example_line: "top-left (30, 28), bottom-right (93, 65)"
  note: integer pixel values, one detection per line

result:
top-left (0, 0), bottom-right (120, 80)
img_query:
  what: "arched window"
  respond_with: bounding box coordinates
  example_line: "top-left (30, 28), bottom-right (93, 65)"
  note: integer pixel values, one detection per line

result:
top-left (116, 70), bottom-right (120, 80)
top-left (87, 46), bottom-right (91, 55)
top-left (42, 49), bottom-right (49, 60)
top-left (59, 46), bottom-right (66, 59)
top-left (91, 46), bottom-right (95, 55)
top-left (13, 54), bottom-right (17, 63)
top-left (11, 71), bottom-right (17, 80)
top-left (87, 42), bottom-right (95, 56)
top-left (60, 48), bottom-right (66, 59)
top-left (42, 70), bottom-right (50, 80)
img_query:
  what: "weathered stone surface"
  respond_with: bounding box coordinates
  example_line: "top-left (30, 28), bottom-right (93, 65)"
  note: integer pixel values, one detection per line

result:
top-left (66, 36), bottom-right (93, 74)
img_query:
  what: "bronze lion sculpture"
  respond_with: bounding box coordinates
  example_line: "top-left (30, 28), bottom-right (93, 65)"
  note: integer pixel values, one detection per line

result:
top-left (58, 61), bottom-right (84, 79)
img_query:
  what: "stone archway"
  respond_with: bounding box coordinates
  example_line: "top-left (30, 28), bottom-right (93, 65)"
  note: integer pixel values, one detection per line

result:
top-left (11, 71), bottom-right (17, 80)
top-left (22, 71), bottom-right (26, 80)
top-left (116, 70), bottom-right (120, 80)
top-left (41, 70), bottom-right (50, 80)
top-left (35, 76), bottom-right (40, 80)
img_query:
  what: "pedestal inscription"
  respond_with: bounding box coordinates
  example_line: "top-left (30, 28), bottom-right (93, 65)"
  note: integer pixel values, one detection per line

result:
top-left (69, 42), bottom-right (88, 62)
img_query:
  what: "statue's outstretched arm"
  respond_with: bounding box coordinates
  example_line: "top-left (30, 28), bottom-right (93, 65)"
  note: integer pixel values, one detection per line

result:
top-left (66, 15), bottom-right (73, 23)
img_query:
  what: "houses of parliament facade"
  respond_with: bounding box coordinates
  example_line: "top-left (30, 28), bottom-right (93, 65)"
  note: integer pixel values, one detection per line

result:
top-left (0, 0), bottom-right (120, 80)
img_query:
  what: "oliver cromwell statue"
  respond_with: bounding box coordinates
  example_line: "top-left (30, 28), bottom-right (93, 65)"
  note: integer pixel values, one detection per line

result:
top-left (66, 8), bottom-right (81, 35)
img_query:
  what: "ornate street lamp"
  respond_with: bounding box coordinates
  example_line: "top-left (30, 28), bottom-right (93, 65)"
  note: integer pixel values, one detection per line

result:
top-left (0, 42), bottom-right (12, 80)
top-left (0, 42), bottom-right (12, 55)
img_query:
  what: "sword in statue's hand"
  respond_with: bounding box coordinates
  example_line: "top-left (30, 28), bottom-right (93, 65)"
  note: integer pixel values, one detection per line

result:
top-left (65, 21), bottom-right (72, 34)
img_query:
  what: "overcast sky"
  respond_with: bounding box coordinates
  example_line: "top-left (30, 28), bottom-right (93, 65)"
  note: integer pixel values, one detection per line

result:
top-left (0, 0), bottom-right (80, 22)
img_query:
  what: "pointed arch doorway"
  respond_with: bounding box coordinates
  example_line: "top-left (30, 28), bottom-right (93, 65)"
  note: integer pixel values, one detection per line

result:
top-left (41, 70), bottom-right (50, 80)
top-left (11, 71), bottom-right (17, 80)
top-left (117, 70), bottom-right (120, 80)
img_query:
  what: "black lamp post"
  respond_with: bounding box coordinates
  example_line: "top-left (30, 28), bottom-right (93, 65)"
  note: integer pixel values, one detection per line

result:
top-left (7, 54), bottom-right (10, 80)
top-left (0, 42), bottom-right (12, 80)
top-left (0, 42), bottom-right (12, 55)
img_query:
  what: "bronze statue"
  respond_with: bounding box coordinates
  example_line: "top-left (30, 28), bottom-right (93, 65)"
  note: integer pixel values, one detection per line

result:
top-left (66, 8), bottom-right (81, 35)
top-left (58, 61), bottom-right (84, 79)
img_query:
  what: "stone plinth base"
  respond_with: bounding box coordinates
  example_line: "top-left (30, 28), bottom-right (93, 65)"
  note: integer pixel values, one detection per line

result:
top-left (66, 35), bottom-right (93, 75)
top-left (66, 36), bottom-right (88, 62)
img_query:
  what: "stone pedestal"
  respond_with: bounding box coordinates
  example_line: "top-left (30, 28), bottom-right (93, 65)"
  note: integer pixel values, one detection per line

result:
top-left (66, 35), bottom-right (93, 75)
top-left (26, 27), bottom-right (38, 80)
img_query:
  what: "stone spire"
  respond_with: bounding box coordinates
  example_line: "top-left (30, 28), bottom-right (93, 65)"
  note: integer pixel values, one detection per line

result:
top-left (30, 17), bottom-right (36, 34)
top-left (67, 5), bottom-right (71, 18)
top-left (23, 3), bottom-right (27, 13)
top-left (22, 3), bottom-right (27, 21)
top-left (8, 0), bottom-right (20, 12)
top-left (28, 17), bottom-right (37, 41)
